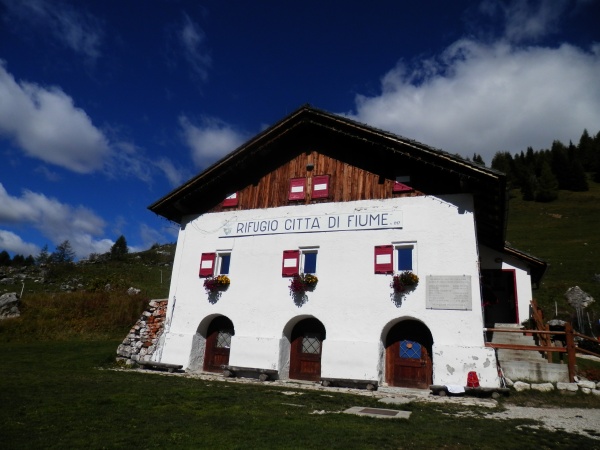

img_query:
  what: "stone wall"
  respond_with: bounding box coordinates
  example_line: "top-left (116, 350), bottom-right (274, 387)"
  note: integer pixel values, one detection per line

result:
top-left (116, 299), bottom-right (167, 364)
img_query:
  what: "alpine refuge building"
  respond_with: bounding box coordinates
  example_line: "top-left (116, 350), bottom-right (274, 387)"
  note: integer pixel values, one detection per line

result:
top-left (148, 105), bottom-right (546, 389)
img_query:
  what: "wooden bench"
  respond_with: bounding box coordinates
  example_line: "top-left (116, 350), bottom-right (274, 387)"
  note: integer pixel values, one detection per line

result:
top-left (321, 378), bottom-right (379, 391)
top-left (430, 385), bottom-right (510, 399)
top-left (137, 361), bottom-right (183, 373)
top-left (222, 365), bottom-right (278, 381)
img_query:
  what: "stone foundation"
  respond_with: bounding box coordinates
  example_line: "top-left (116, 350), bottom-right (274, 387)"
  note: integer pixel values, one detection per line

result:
top-left (116, 299), bottom-right (167, 364)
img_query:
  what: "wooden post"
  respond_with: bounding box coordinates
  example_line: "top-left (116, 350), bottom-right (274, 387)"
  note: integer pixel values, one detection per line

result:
top-left (564, 322), bottom-right (576, 383)
top-left (545, 323), bottom-right (553, 363)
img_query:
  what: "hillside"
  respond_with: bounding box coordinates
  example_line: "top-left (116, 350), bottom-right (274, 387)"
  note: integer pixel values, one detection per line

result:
top-left (506, 180), bottom-right (600, 333)
top-left (0, 243), bottom-right (175, 299)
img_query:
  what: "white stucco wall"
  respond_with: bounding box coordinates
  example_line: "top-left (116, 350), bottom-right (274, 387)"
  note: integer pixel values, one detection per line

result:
top-left (158, 194), bottom-right (503, 387)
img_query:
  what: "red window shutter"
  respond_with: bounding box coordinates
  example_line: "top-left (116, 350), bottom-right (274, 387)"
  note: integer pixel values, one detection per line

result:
top-left (393, 182), bottom-right (413, 192)
top-left (222, 192), bottom-right (238, 207)
top-left (311, 175), bottom-right (330, 199)
top-left (374, 245), bottom-right (393, 274)
top-left (288, 178), bottom-right (306, 201)
top-left (199, 253), bottom-right (216, 277)
top-left (282, 250), bottom-right (300, 276)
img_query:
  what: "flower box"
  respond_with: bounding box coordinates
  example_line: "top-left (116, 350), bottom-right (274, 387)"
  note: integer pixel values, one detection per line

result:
top-left (289, 274), bottom-right (318, 295)
top-left (203, 275), bottom-right (230, 294)
top-left (390, 271), bottom-right (419, 293)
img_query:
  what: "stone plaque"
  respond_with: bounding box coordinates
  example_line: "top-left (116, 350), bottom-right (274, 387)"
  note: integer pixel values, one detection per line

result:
top-left (426, 275), bottom-right (472, 310)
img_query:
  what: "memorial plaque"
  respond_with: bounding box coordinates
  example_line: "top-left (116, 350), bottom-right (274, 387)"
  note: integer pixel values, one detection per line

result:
top-left (426, 275), bottom-right (472, 310)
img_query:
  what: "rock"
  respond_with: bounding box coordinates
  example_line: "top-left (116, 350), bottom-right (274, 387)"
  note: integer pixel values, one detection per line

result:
top-left (577, 380), bottom-right (596, 390)
top-left (0, 277), bottom-right (15, 285)
top-left (0, 292), bottom-right (20, 319)
top-left (512, 381), bottom-right (531, 392)
top-left (127, 287), bottom-right (141, 295)
top-left (531, 383), bottom-right (554, 392)
top-left (581, 388), bottom-right (592, 394)
top-left (556, 382), bottom-right (579, 392)
top-left (592, 390), bottom-right (600, 396)
top-left (565, 286), bottom-right (594, 309)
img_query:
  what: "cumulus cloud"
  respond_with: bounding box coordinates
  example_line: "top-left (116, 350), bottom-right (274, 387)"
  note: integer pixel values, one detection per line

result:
top-left (0, 62), bottom-right (111, 173)
top-left (0, 230), bottom-right (39, 257)
top-left (0, 0), bottom-right (104, 61)
top-left (179, 13), bottom-right (211, 81)
top-left (0, 183), bottom-right (112, 258)
top-left (348, 0), bottom-right (600, 163)
top-left (179, 115), bottom-right (247, 168)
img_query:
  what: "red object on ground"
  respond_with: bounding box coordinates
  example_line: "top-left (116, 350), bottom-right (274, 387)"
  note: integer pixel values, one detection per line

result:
top-left (467, 371), bottom-right (480, 388)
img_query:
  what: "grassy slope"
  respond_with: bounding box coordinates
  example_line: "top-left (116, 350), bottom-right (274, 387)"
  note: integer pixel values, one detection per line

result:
top-left (1, 340), bottom-right (598, 449)
top-left (506, 180), bottom-right (600, 327)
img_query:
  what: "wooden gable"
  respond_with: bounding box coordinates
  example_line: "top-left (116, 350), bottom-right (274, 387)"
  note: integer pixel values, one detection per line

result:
top-left (208, 150), bottom-right (422, 213)
top-left (149, 105), bottom-right (507, 249)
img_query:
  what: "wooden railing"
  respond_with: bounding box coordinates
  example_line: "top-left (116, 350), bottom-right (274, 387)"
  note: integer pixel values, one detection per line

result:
top-left (484, 299), bottom-right (600, 383)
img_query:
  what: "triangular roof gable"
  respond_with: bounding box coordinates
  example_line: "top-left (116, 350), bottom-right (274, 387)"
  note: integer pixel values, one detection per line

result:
top-left (149, 105), bottom-right (508, 248)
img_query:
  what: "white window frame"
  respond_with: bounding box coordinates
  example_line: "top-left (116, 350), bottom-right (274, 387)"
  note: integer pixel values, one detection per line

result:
top-left (215, 250), bottom-right (232, 275)
top-left (299, 246), bottom-right (319, 275)
top-left (392, 242), bottom-right (417, 273)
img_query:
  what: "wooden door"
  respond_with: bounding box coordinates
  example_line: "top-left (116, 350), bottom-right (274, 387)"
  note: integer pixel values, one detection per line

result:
top-left (386, 339), bottom-right (432, 389)
top-left (385, 321), bottom-right (433, 389)
top-left (204, 316), bottom-right (234, 372)
top-left (289, 319), bottom-right (325, 381)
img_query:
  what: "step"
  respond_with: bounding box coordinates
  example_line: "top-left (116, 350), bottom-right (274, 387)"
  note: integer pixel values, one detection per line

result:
top-left (499, 361), bottom-right (569, 383)
top-left (497, 349), bottom-right (548, 363)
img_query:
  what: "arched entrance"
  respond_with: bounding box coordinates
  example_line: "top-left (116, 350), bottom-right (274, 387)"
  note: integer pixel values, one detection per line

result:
top-left (203, 316), bottom-right (234, 372)
top-left (289, 318), bottom-right (326, 381)
top-left (385, 320), bottom-right (433, 389)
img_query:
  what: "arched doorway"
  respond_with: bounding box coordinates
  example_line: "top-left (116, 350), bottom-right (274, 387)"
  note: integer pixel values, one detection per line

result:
top-left (289, 318), bottom-right (326, 381)
top-left (203, 316), bottom-right (234, 372)
top-left (385, 320), bottom-right (433, 389)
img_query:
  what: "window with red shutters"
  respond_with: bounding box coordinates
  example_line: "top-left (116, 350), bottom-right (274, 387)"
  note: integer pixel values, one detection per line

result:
top-left (282, 250), bottom-right (300, 276)
top-left (199, 252), bottom-right (216, 277)
top-left (374, 245), bottom-right (394, 274)
top-left (289, 178), bottom-right (306, 201)
top-left (311, 175), bottom-right (330, 199)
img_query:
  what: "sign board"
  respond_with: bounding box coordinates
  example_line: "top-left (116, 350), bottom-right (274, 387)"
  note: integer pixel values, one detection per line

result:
top-left (220, 211), bottom-right (403, 238)
top-left (426, 275), bottom-right (472, 310)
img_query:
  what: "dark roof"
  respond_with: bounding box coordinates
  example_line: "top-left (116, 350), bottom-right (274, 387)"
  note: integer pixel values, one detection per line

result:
top-left (503, 246), bottom-right (549, 287)
top-left (149, 105), bottom-right (508, 248)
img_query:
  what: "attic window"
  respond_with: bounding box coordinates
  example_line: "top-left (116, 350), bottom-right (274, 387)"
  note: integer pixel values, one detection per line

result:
top-left (393, 175), bottom-right (413, 193)
top-left (289, 178), bottom-right (306, 201)
top-left (222, 192), bottom-right (238, 207)
top-left (311, 175), bottom-right (330, 199)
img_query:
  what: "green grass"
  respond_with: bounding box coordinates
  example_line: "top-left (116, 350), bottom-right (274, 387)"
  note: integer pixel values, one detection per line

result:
top-left (0, 291), bottom-right (148, 342)
top-left (1, 339), bottom-right (599, 449)
top-left (506, 180), bottom-right (600, 328)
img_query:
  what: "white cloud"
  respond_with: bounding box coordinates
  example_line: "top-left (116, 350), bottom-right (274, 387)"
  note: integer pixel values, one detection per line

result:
top-left (179, 115), bottom-right (246, 168)
top-left (0, 0), bottom-right (103, 61)
top-left (0, 62), bottom-right (111, 173)
top-left (478, 0), bottom-right (568, 44)
top-left (0, 230), bottom-right (39, 257)
top-left (154, 158), bottom-right (188, 187)
top-left (0, 183), bottom-right (111, 259)
top-left (349, 2), bottom-right (600, 164)
top-left (179, 13), bottom-right (211, 81)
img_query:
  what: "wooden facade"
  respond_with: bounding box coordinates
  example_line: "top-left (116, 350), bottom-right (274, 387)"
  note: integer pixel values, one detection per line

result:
top-left (210, 150), bottom-right (422, 213)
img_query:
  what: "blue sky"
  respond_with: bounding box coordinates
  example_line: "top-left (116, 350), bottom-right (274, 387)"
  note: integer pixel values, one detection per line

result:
top-left (1, 0), bottom-right (599, 259)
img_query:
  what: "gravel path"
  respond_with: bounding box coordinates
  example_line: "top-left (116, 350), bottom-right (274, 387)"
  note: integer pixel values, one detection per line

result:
top-left (474, 405), bottom-right (600, 441)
